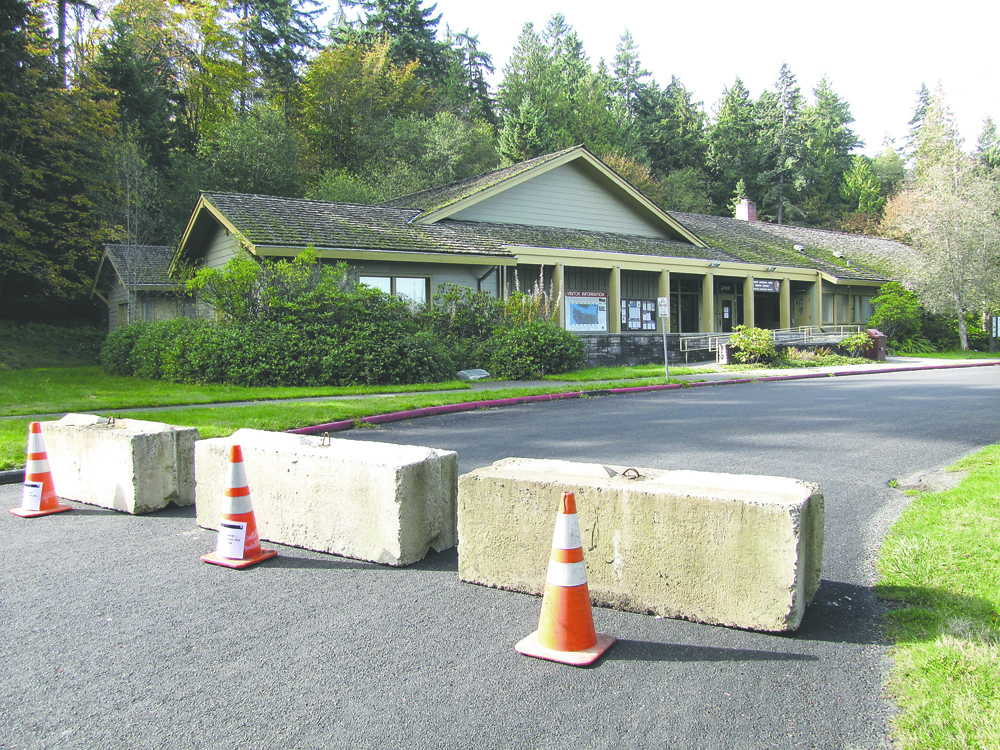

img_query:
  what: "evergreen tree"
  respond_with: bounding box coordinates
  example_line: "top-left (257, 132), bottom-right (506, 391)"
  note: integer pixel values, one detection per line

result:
top-left (904, 82), bottom-right (930, 166)
top-left (839, 155), bottom-right (883, 218)
top-left (611, 28), bottom-right (648, 124)
top-left (235, 0), bottom-right (322, 112)
top-left (975, 116), bottom-right (1000, 174)
top-left (498, 95), bottom-right (547, 165)
top-left (1, 0), bottom-right (116, 317)
top-left (756, 63), bottom-right (807, 224)
top-left (338, 0), bottom-right (448, 83)
top-left (801, 75), bottom-right (862, 225)
top-left (707, 77), bottom-right (759, 212)
top-left (637, 76), bottom-right (706, 175)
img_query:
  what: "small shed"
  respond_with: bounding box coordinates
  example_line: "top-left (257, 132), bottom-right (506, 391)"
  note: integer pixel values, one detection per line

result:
top-left (91, 244), bottom-right (190, 331)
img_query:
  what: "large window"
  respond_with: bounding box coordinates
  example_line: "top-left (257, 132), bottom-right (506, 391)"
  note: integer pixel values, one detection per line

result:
top-left (359, 276), bottom-right (429, 305)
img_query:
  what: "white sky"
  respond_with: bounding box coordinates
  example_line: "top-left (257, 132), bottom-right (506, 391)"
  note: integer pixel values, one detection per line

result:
top-left (332, 0), bottom-right (999, 157)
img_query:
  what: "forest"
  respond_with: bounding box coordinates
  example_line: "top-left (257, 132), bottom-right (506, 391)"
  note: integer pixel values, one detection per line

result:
top-left (2, 0), bottom-right (999, 337)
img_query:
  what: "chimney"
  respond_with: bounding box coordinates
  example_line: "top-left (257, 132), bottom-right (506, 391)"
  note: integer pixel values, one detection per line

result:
top-left (735, 199), bottom-right (757, 222)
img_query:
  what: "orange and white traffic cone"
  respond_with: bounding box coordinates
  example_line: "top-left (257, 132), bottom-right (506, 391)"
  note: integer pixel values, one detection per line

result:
top-left (10, 422), bottom-right (71, 518)
top-left (515, 491), bottom-right (615, 666)
top-left (200, 444), bottom-right (277, 569)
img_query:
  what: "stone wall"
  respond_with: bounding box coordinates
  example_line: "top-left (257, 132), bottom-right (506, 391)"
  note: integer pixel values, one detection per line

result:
top-left (577, 333), bottom-right (713, 367)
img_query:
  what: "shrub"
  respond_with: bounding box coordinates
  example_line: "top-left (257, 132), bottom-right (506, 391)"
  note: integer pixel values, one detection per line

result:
top-left (868, 282), bottom-right (922, 344)
top-left (727, 325), bottom-right (777, 365)
top-left (838, 330), bottom-right (873, 357)
top-left (100, 322), bottom-right (148, 375)
top-left (486, 322), bottom-right (586, 380)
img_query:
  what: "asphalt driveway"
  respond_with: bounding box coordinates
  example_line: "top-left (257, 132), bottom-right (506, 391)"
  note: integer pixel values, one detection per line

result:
top-left (2, 365), bottom-right (999, 749)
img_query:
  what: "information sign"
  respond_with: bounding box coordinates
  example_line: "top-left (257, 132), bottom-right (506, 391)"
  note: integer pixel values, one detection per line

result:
top-left (752, 279), bottom-right (781, 293)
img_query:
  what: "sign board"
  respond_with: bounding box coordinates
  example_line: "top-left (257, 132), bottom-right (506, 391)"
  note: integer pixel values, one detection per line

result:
top-left (622, 299), bottom-right (657, 330)
top-left (565, 291), bottom-right (608, 332)
top-left (993, 316), bottom-right (1000, 337)
top-left (657, 296), bottom-right (670, 318)
top-left (753, 279), bottom-right (781, 293)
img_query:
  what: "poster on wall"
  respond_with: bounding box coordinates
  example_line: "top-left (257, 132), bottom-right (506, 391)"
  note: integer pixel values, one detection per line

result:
top-left (565, 291), bottom-right (608, 332)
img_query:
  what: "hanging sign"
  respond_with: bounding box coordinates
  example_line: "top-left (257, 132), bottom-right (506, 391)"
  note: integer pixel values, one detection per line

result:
top-left (753, 279), bottom-right (781, 293)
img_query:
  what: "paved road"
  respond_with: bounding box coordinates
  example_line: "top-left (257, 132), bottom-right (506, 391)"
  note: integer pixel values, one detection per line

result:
top-left (2, 365), bottom-right (999, 749)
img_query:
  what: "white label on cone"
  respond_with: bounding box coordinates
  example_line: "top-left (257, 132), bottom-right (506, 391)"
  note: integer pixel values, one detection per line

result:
top-left (21, 482), bottom-right (42, 511)
top-left (216, 521), bottom-right (248, 559)
top-left (546, 559), bottom-right (588, 588)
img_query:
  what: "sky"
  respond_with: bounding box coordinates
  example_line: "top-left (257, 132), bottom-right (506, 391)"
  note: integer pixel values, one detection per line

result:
top-left (334, 0), bottom-right (999, 157)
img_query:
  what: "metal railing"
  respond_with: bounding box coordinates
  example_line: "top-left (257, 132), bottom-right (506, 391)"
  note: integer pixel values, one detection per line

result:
top-left (678, 325), bottom-right (862, 353)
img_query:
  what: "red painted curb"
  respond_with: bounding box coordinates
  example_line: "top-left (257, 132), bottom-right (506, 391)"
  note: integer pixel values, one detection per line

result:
top-left (286, 360), bottom-right (1000, 436)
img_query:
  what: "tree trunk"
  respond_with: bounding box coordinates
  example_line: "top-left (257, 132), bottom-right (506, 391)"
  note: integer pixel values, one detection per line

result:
top-left (58, 0), bottom-right (67, 87)
top-left (956, 305), bottom-right (968, 350)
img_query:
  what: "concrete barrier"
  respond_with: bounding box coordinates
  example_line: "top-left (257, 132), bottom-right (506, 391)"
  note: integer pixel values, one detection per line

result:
top-left (195, 429), bottom-right (458, 566)
top-left (458, 458), bottom-right (824, 632)
top-left (41, 414), bottom-right (199, 514)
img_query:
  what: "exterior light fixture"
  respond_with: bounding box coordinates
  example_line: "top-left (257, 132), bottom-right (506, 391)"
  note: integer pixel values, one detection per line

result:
top-left (709, 261), bottom-right (721, 268)
top-left (766, 266), bottom-right (777, 272)
top-left (794, 244), bottom-right (804, 252)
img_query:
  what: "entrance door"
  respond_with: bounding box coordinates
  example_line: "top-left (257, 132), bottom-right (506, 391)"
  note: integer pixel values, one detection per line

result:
top-left (719, 296), bottom-right (735, 333)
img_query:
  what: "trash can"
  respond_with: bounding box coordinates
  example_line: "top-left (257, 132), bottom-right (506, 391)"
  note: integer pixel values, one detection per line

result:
top-left (866, 329), bottom-right (887, 361)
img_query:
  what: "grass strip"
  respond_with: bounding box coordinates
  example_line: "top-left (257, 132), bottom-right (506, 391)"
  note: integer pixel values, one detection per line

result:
top-left (876, 445), bottom-right (1000, 749)
top-left (894, 350), bottom-right (999, 360)
top-left (0, 379), bottom-right (711, 470)
top-left (0, 366), bottom-right (468, 417)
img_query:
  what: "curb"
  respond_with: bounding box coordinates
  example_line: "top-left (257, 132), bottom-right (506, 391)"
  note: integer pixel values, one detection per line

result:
top-left (0, 469), bottom-right (22, 486)
top-left (288, 360), bottom-right (1000, 436)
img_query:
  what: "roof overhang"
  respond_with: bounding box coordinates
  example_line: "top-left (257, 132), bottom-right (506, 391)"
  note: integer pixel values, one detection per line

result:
top-left (172, 194), bottom-right (246, 272)
top-left (253, 245), bottom-right (518, 266)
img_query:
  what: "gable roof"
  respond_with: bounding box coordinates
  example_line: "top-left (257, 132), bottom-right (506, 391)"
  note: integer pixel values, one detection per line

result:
top-left (669, 212), bottom-right (907, 283)
top-left (382, 145), bottom-right (708, 248)
top-left (176, 193), bottom-right (514, 265)
top-left (92, 244), bottom-right (175, 296)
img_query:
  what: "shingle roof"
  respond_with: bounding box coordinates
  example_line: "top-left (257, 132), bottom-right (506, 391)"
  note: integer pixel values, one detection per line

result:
top-left (439, 220), bottom-right (738, 263)
top-left (104, 245), bottom-right (175, 285)
top-left (668, 212), bottom-right (908, 282)
top-left (201, 193), bottom-right (512, 258)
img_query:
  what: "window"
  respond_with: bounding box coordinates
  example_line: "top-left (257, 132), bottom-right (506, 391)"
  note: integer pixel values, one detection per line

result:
top-left (359, 275), bottom-right (429, 305)
top-left (142, 298), bottom-right (153, 321)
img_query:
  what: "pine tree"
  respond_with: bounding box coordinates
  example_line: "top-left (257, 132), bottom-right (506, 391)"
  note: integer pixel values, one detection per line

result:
top-left (708, 77), bottom-right (758, 212)
top-left (339, 0), bottom-right (447, 83)
top-left (498, 95), bottom-right (547, 165)
top-left (801, 75), bottom-right (862, 224)
top-left (756, 63), bottom-right (806, 224)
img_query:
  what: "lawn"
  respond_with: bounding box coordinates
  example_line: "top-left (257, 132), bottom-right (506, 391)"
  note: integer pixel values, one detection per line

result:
top-left (876, 445), bottom-right (1000, 749)
top-left (0, 366), bottom-right (468, 418)
top-left (0, 366), bottom-right (693, 469)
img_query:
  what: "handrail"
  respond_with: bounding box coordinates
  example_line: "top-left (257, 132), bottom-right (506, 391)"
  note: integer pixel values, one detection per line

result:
top-left (678, 325), bottom-right (862, 352)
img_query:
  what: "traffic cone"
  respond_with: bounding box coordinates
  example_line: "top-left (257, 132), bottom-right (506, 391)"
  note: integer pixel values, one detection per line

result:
top-left (515, 491), bottom-right (615, 666)
top-left (10, 422), bottom-right (71, 518)
top-left (200, 444), bottom-right (277, 569)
